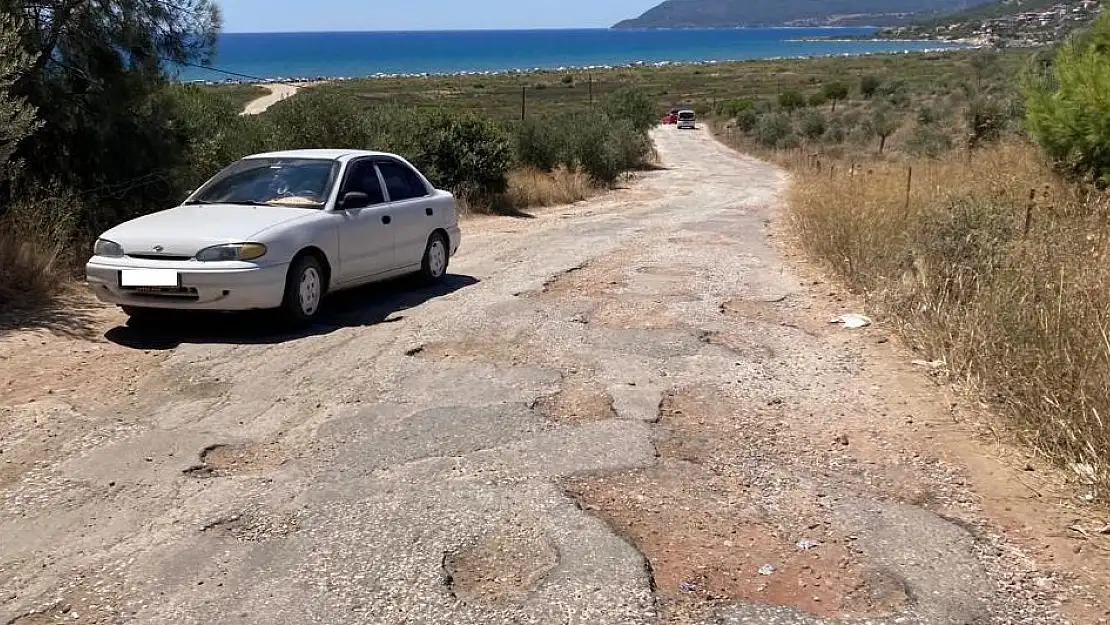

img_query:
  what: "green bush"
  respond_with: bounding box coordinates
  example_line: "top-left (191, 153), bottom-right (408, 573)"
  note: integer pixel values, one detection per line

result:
top-left (166, 85), bottom-right (271, 189)
top-left (966, 95), bottom-right (1008, 150)
top-left (735, 108), bottom-right (759, 133)
top-left (604, 87), bottom-right (658, 133)
top-left (1024, 12), bottom-right (1110, 185)
top-left (906, 123), bottom-right (954, 157)
top-left (513, 116), bottom-right (562, 171)
top-left (823, 121), bottom-right (847, 144)
top-left (574, 116), bottom-right (623, 184)
top-left (808, 91), bottom-right (828, 108)
top-left (755, 112), bottom-right (794, 148)
top-left (718, 98), bottom-right (754, 118)
top-left (860, 74), bottom-right (882, 99)
top-left (263, 89), bottom-right (375, 150)
top-left (800, 110), bottom-right (827, 141)
top-left (410, 110), bottom-right (513, 198)
top-left (778, 89), bottom-right (807, 113)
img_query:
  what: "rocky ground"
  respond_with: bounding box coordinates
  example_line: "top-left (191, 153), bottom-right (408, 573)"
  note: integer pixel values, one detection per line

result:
top-left (1, 126), bottom-right (1108, 625)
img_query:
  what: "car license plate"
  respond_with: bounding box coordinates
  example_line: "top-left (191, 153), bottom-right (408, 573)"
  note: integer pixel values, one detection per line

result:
top-left (120, 269), bottom-right (180, 287)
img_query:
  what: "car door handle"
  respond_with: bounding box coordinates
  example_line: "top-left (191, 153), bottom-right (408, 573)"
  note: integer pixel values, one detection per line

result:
top-left (382, 215), bottom-right (392, 225)
top-left (425, 207), bottom-right (434, 216)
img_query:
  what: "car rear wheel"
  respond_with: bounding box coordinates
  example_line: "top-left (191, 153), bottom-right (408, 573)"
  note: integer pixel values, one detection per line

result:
top-left (282, 255), bottom-right (325, 322)
top-left (418, 232), bottom-right (449, 284)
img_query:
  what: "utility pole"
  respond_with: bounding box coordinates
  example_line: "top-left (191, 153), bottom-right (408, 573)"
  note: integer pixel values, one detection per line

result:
top-left (521, 85), bottom-right (526, 121)
top-left (588, 71), bottom-right (594, 108)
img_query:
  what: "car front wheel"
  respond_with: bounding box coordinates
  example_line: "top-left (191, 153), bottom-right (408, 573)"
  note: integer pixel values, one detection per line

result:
top-left (121, 306), bottom-right (165, 327)
top-left (418, 232), bottom-right (449, 283)
top-left (282, 255), bottom-right (325, 322)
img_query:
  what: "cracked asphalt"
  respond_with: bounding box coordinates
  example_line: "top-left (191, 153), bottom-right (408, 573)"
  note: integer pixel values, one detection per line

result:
top-left (0, 127), bottom-right (1096, 624)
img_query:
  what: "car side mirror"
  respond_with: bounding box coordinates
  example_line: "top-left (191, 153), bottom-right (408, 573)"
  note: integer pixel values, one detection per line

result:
top-left (339, 191), bottom-right (370, 210)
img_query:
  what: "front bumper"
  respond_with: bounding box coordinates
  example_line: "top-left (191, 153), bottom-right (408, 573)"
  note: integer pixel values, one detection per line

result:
top-left (86, 257), bottom-right (290, 311)
top-left (446, 226), bottom-right (462, 257)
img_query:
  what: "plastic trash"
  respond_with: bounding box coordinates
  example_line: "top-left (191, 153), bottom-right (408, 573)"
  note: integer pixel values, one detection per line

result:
top-left (796, 539), bottom-right (820, 551)
top-left (679, 583), bottom-right (697, 593)
top-left (830, 314), bottom-right (872, 329)
top-left (758, 564), bottom-right (777, 576)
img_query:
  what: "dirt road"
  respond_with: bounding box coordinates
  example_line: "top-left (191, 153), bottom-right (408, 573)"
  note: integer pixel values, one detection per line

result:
top-left (240, 83), bottom-right (312, 116)
top-left (2, 127), bottom-right (1108, 624)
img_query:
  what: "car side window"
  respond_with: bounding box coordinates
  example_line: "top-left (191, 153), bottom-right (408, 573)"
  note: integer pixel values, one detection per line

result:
top-left (377, 161), bottom-right (429, 202)
top-left (340, 159), bottom-right (386, 205)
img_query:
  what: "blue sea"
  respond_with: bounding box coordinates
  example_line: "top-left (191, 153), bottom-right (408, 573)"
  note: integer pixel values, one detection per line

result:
top-left (175, 28), bottom-right (965, 82)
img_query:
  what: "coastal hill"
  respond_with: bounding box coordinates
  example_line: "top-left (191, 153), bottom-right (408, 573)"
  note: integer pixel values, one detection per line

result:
top-left (876, 0), bottom-right (1102, 43)
top-left (612, 0), bottom-right (999, 28)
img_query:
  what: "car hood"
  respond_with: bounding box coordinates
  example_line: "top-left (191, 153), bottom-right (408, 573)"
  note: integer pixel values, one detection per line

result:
top-left (100, 203), bottom-right (315, 257)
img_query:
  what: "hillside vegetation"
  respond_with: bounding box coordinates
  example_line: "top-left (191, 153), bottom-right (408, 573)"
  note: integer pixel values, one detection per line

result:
top-left (613, 0), bottom-right (996, 28)
top-left (710, 14), bottom-right (1110, 497)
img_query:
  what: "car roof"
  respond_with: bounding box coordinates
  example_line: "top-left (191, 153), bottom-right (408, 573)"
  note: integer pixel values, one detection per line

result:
top-left (678, 109), bottom-right (695, 114)
top-left (244, 149), bottom-right (398, 162)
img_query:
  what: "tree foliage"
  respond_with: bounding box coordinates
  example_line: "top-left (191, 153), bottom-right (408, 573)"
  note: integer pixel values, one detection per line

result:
top-left (822, 81), bottom-right (849, 111)
top-left (0, 12), bottom-right (38, 181)
top-left (864, 103), bottom-right (899, 153)
top-left (0, 0), bottom-right (222, 233)
top-left (860, 74), bottom-right (882, 99)
top-left (1024, 11), bottom-right (1110, 185)
top-left (778, 89), bottom-right (806, 113)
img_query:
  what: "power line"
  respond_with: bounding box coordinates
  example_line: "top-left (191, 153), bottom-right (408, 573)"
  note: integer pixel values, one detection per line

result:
top-left (165, 57), bottom-right (305, 86)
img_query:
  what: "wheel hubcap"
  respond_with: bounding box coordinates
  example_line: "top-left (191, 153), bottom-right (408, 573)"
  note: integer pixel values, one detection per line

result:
top-left (299, 267), bottom-right (321, 315)
top-left (429, 240), bottom-right (447, 277)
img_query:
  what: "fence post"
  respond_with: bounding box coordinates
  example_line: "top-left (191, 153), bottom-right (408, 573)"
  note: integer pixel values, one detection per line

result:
top-left (1024, 187), bottom-right (1036, 236)
top-left (904, 166), bottom-right (913, 210)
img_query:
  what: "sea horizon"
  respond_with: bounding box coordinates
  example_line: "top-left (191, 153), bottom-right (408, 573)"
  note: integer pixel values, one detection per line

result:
top-left (175, 28), bottom-right (968, 83)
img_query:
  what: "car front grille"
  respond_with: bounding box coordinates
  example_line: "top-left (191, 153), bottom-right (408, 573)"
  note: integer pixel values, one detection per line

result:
top-left (127, 253), bottom-right (193, 261)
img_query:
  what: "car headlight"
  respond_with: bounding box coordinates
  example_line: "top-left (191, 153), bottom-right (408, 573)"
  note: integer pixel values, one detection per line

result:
top-left (195, 242), bottom-right (268, 262)
top-left (93, 238), bottom-right (124, 257)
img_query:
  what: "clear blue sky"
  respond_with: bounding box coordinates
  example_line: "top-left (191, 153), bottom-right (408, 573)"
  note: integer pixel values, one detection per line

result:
top-left (219, 0), bottom-right (660, 32)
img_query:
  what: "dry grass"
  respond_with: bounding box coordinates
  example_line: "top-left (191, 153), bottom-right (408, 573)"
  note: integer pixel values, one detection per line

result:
top-left (506, 167), bottom-right (593, 208)
top-left (0, 216), bottom-right (70, 305)
top-left (458, 167), bottom-right (596, 216)
top-left (787, 140), bottom-right (1110, 499)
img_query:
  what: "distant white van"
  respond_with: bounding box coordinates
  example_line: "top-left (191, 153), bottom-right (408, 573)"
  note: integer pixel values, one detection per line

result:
top-left (677, 109), bottom-right (695, 129)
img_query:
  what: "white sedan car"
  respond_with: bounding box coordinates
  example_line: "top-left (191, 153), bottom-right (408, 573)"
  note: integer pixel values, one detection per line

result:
top-left (86, 149), bottom-right (461, 323)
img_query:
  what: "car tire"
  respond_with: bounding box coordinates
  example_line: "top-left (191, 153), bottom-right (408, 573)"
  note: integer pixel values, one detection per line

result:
top-left (282, 254), bottom-right (326, 323)
top-left (418, 232), bottom-right (449, 284)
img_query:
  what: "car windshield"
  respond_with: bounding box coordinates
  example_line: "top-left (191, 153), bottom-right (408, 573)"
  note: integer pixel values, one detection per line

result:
top-left (188, 158), bottom-right (340, 208)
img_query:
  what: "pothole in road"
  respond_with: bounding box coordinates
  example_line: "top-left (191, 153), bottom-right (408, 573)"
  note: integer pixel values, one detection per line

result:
top-left (405, 338), bottom-right (531, 366)
top-left (590, 298), bottom-right (683, 330)
top-left (443, 530), bottom-right (559, 606)
top-left (696, 329), bottom-right (777, 362)
top-left (538, 261), bottom-right (626, 299)
top-left (183, 442), bottom-right (286, 478)
top-left (564, 463), bottom-right (908, 622)
top-left (533, 379), bottom-right (617, 424)
top-left (199, 509), bottom-right (299, 542)
top-left (562, 386), bottom-right (908, 621)
top-left (719, 296), bottom-right (789, 323)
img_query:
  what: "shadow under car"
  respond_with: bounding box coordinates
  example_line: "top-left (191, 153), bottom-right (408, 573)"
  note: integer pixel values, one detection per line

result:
top-left (103, 273), bottom-right (479, 349)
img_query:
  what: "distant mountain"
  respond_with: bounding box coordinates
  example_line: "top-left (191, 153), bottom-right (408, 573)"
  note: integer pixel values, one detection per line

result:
top-left (612, 0), bottom-right (1000, 28)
